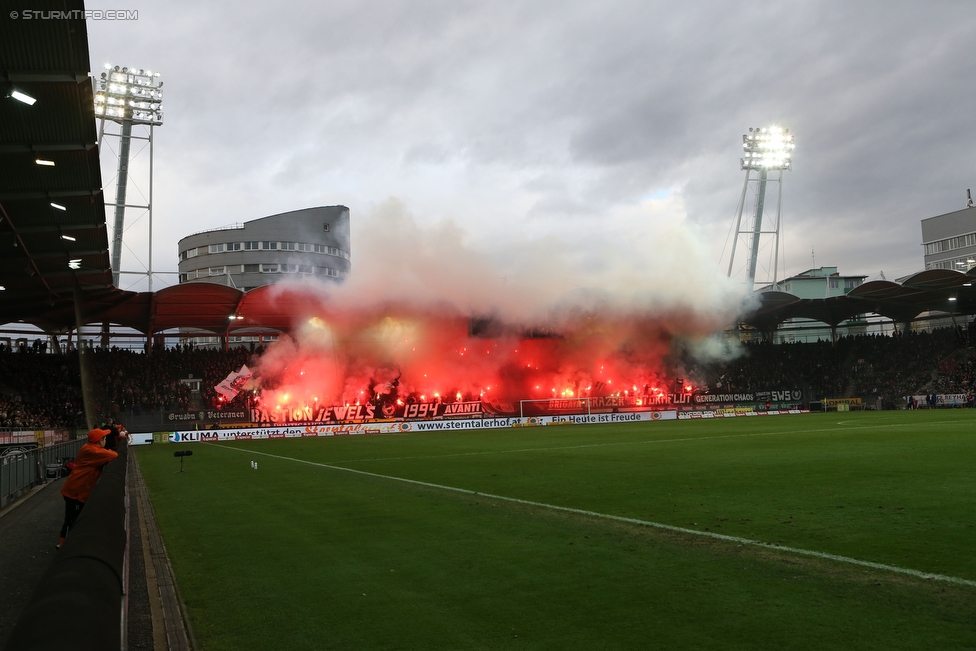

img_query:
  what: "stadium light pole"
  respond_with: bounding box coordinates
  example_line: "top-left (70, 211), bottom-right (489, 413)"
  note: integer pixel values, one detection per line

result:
top-left (726, 126), bottom-right (794, 289)
top-left (94, 64), bottom-right (163, 289)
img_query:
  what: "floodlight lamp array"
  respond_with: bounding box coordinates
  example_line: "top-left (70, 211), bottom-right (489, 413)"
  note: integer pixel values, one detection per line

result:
top-left (740, 126), bottom-right (794, 171)
top-left (94, 64), bottom-right (163, 125)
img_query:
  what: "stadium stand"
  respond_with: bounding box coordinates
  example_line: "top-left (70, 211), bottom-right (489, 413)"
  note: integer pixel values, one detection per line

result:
top-left (688, 327), bottom-right (972, 408)
top-left (0, 345), bottom-right (253, 429)
top-left (0, 328), bottom-right (973, 433)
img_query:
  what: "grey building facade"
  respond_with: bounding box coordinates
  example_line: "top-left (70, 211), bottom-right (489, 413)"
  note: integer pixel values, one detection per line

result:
top-left (921, 206), bottom-right (976, 272)
top-left (756, 267), bottom-right (868, 343)
top-left (178, 206), bottom-right (350, 290)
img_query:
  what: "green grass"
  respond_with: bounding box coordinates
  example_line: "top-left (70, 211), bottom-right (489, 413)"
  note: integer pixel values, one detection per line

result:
top-left (137, 411), bottom-right (976, 650)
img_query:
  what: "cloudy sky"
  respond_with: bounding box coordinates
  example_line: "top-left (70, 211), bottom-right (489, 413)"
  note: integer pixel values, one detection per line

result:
top-left (87, 0), bottom-right (976, 294)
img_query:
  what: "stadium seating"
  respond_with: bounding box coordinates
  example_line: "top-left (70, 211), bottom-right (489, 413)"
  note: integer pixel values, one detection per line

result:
top-left (0, 327), bottom-right (973, 430)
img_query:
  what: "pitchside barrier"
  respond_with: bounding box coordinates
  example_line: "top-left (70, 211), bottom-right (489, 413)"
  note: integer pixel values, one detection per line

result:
top-left (126, 406), bottom-right (820, 446)
top-left (125, 410), bottom-right (680, 445)
top-left (677, 409), bottom-right (810, 419)
top-left (0, 429), bottom-right (79, 449)
top-left (7, 443), bottom-right (130, 650)
top-left (908, 393), bottom-right (970, 408)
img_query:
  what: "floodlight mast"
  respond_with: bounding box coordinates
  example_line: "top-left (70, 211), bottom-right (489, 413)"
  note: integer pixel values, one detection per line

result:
top-left (94, 65), bottom-right (163, 288)
top-left (726, 126), bottom-right (794, 289)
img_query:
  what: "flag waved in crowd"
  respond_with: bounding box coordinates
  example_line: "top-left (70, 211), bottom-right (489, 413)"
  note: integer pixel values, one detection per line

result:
top-left (214, 365), bottom-right (252, 401)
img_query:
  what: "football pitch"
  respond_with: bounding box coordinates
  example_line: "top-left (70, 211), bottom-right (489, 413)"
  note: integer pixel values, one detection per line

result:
top-left (136, 411), bottom-right (976, 650)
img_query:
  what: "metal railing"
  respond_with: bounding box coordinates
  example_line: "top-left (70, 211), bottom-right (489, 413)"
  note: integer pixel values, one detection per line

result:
top-left (0, 439), bottom-right (85, 509)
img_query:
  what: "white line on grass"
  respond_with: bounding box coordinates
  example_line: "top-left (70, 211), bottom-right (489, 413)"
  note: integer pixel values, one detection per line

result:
top-left (210, 442), bottom-right (976, 589)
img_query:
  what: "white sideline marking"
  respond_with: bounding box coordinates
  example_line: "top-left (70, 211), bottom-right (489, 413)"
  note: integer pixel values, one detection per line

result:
top-left (210, 443), bottom-right (976, 589)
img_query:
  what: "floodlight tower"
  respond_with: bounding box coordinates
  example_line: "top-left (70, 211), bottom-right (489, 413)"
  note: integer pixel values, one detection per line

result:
top-left (94, 65), bottom-right (163, 288)
top-left (726, 126), bottom-right (794, 289)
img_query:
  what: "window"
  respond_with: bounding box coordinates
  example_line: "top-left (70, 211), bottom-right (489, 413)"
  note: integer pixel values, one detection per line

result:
top-left (260, 263), bottom-right (278, 273)
top-left (209, 266), bottom-right (225, 276)
top-left (328, 246), bottom-right (339, 256)
top-left (313, 244), bottom-right (326, 254)
top-left (297, 242), bottom-right (311, 252)
top-left (845, 279), bottom-right (860, 289)
top-left (185, 248), bottom-right (199, 259)
top-left (179, 273), bottom-right (187, 283)
top-left (226, 242), bottom-right (241, 251)
top-left (323, 223), bottom-right (330, 232)
top-left (208, 244), bottom-right (225, 254)
top-left (179, 378), bottom-right (202, 393)
top-left (281, 264), bottom-right (298, 273)
top-left (261, 241), bottom-right (278, 250)
top-left (243, 264), bottom-right (259, 273)
top-left (829, 279), bottom-right (839, 289)
top-left (281, 242), bottom-right (296, 251)
top-left (298, 264), bottom-right (313, 274)
top-left (925, 233), bottom-right (976, 256)
top-left (180, 250), bottom-right (188, 261)
top-left (244, 241), bottom-right (260, 250)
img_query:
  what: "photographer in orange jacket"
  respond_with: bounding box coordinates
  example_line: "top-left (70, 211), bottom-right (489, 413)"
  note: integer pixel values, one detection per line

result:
top-left (57, 426), bottom-right (127, 548)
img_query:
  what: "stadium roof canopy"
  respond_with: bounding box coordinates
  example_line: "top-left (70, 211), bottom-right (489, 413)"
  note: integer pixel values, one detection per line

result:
top-left (0, 6), bottom-right (337, 340)
top-left (0, 1), bottom-right (116, 330)
top-left (743, 268), bottom-right (976, 331)
top-left (3, 5), bottom-right (976, 340)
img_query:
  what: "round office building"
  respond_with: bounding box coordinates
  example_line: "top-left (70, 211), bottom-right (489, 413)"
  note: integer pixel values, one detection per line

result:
top-left (177, 206), bottom-right (351, 291)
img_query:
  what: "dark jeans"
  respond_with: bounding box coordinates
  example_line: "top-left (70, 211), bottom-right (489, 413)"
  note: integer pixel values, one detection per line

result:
top-left (60, 496), bottom-right (85, 538)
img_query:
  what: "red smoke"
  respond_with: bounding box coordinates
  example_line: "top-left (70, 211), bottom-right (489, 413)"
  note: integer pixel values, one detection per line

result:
top-left (250, 295), bottom-right (717, 415)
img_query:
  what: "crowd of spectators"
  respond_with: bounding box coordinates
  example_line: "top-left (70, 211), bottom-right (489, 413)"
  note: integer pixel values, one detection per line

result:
top-left (0, 349), bottom-right (85, 428)
top-left (0, 326), bottom-right (972, 429)
top-left (933, 349), bottom-right (976, 395)
top-left (683, 327), bottom-right (968, 405)
top-left (80, 345), bottom-right (252, 415)
top-left (0, 344), bottom-right (253, 429)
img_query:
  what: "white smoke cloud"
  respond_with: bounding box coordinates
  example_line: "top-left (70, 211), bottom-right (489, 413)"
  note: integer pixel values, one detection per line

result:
top-left (329, 197), bottom-right (750, 327)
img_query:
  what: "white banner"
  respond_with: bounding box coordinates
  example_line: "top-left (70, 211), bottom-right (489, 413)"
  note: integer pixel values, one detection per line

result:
top-left (678, 409), bottom-right (809, 420)
top-left (910, 394), bottom-right (968, 407)
top-left (547, 411), bottom-right (676, 425)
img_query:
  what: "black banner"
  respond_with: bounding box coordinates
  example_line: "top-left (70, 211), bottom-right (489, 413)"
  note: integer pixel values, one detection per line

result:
top-left (166, 410), bottom-right (249, 424)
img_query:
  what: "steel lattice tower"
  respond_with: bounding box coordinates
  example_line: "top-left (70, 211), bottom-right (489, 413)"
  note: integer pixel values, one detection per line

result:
top-left (726, 126), bottom-right (794, 289)
top-left (94, 64), bottom-right (163, 289)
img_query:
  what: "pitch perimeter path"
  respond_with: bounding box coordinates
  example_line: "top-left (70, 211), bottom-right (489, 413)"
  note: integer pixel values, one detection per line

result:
top-left (0, 479), bottom-right (64, 648)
